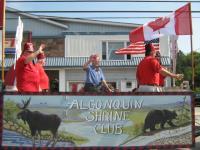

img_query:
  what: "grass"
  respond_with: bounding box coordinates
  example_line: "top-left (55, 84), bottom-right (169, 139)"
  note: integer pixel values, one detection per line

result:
top-left (122, 109), bottom-right (148, 137)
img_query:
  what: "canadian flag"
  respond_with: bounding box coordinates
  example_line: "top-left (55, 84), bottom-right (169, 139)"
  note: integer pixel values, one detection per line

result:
top-left (129, 3), bottom-right (192, 43)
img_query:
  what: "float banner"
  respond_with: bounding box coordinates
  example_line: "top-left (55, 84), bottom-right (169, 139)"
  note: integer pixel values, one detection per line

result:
top-left (2, 94), bottom-right (194, 148)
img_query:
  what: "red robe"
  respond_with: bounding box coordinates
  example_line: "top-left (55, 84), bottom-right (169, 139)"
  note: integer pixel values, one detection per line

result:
top-left (36, 64), bottom-right (49, 90)
top-left (5, 65), bottom-right (15, 86)
top-left (159, 74), bottom-right (166, 87)
top-left (16, 54), bottom-right (40, 92)
top-left (136, 56), bottom-right (162, 86)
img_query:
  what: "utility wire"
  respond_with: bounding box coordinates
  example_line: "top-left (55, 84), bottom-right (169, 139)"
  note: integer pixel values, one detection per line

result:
top-left (6, 16), bottom-right (200, 19)
top-left (6, 0), bottom-right (200, 3)
top-left (7, 10), bottom-right (200, 13)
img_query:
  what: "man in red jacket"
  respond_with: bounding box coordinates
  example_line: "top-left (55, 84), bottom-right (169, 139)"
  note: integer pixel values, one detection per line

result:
top-left (16, 42), bottom-right (45, 92)
top-left (136, 43), bottom-right (183, 92)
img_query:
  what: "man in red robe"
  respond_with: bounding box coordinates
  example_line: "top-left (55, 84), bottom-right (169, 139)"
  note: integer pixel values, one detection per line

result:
top-left (16, 42), bottom-right (45, 92)
top-left (136, 43), bottom-right (183, 92)
top-left (36, 53), bottom-right (49, 92)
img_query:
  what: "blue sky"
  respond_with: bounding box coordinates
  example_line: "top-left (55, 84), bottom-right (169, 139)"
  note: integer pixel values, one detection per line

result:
top-left (6, 0), bottom-right (200, 54)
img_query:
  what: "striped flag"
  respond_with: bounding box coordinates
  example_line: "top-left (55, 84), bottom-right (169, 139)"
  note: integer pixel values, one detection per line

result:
top-left (115, 38), bottom-right (159, 55)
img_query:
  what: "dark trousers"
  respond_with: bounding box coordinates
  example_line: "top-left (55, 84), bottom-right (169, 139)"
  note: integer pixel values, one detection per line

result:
top-left (84, 83), bottom-right (100, 92)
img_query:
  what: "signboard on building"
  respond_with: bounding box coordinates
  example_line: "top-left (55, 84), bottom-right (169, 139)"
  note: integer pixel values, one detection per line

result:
top-left (4, 38), bottom-right (15, 54)
top-left (1, 93), bottom-right (194, 149)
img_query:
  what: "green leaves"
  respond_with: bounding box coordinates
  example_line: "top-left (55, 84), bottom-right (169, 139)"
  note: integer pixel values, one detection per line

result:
top-left (176, 51), bottom-right (200, 91)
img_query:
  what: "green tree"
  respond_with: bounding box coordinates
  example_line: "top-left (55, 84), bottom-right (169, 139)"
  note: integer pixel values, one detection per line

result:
top-left (4, 100), bottom-right (20, 122)
top-left (176, 50), bottom-right (200, 91)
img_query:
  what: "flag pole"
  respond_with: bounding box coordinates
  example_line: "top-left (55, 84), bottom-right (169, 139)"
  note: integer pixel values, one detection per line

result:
top-left (191, 36), bottom-right (194, 90)
top-left (1, 0), bottom-right (6, 84)
top-left (188, 3), bottom-right (194, 90)
top-left (28, 31), bottom-right (32, 42)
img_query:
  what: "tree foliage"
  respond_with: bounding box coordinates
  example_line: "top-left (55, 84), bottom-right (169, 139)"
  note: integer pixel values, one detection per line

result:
top-left (4, 100), bottom-right (20, 122)
top-left (176, 51), bottom-right (200, 91)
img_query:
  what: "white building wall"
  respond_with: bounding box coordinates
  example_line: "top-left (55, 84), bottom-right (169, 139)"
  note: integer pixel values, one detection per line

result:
top-left (65, 35), bottom-right (170, 58)
top-left (120, 80), bottom-right (137, 92)
top-left (59, 69), bottom-right (66, 92)
top-left (65, 35), bottom-right (129, 57)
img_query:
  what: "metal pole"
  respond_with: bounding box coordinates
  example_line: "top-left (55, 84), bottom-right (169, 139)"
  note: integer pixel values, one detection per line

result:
top-left (188, 3), bottom-right (194, 90)
top-left (173, 57), bottom-right (177, 87)
top-left (191, 36), bottom-right (195, 90)
top-left (28, 31), bottom-right (32, 42)
top-left (1, 0), bottom-right (6, 84)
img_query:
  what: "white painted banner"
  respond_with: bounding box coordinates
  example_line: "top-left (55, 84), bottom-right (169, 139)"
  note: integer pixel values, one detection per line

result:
top-left (2, 94), bottom-right (194, 148)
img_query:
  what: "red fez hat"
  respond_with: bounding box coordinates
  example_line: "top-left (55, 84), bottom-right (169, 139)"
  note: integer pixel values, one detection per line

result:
top-left (23, 42), bottom-right (34, 52)
top-left (92, 54), bottom-right (100, 60)
top-left (37, 53), bottom-right (45, 60)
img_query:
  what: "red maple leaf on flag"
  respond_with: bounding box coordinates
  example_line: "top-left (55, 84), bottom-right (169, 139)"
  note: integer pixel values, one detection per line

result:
top-left (147, 17), bottom-right (170, 31)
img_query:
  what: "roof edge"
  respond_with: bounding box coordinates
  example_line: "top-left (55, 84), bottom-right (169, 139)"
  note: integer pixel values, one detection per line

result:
top-left (6, 7), bottom-right (68, 29)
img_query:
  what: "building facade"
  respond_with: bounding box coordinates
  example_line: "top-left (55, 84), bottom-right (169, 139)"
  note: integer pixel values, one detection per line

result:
top-left (3, 7), bottom-right (171, 92)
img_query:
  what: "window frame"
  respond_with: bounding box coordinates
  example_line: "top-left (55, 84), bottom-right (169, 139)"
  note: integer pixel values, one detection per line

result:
top-left (102, 40), bottom-right (131, 60)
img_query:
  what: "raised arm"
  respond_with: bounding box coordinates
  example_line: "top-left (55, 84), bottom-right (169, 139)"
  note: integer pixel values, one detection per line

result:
top-left (25, 44), bottom-right (45, 64)
top-left (83, 55), bottom-right (93, 71)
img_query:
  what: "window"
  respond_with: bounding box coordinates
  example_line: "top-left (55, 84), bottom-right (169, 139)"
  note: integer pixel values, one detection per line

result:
top-left (127, 54), bottom-right (131, 60)
top-left (126, 82), bottom-right (132, 88)
top-left (102, 41), bottom-right (130, 60)
top-left (126, 42), bottom-right (131, 60)
top-left (102, 42), bottom-right (107, 60)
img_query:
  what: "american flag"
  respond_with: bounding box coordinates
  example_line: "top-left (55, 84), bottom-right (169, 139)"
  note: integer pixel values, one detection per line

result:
top-left (115, 38), bottom-right (159, 55)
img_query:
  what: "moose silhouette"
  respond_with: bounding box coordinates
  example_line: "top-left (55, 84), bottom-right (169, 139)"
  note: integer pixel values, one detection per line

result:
top-left (17, 97), bottom-right (61, 147)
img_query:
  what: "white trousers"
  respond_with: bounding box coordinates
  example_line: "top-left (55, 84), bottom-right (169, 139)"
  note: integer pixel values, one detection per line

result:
top-left (137, 85), bottom-right (163, 92)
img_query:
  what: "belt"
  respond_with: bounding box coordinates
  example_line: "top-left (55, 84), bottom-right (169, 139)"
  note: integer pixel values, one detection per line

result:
top-left (85, 83), bottom-right (100, 87)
